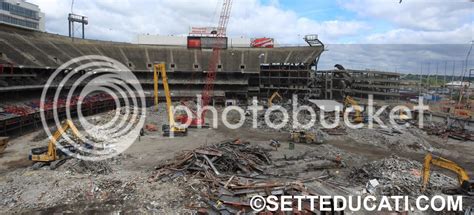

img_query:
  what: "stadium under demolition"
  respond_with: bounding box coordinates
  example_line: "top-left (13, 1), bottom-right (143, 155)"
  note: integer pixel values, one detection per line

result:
top-left (0, 0), bottom-right (473, 214)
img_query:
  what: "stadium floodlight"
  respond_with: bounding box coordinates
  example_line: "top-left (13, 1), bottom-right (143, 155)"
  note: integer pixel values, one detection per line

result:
top-left (68, 13), bottom-right (88, 40)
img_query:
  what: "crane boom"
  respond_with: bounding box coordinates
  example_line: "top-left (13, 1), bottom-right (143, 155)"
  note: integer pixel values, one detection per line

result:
top-left (199, 0), bottom-right (233, 122)
top-left (154, 63), bottom-right (188, 136)
top-left (217, 0), bottom-right (233, 36)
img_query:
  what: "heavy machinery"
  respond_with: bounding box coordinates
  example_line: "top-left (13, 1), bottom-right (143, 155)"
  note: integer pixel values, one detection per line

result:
top-left (175, 101), bottom-right (209, 128)
top-left (421, 153), bottom-right (473, 195)
top-left (268, 91), bottom-right (282, 107)
top-left (290, 130), bottom-right (323, 144)
top-left (183, 0), bottom-right (233, 128)
top-left (344, 96), bottom-right (364, 123)
top-left (153, 63), bottom-right (188, 137)
top-left (0, 137), bottom-right (8, 154)
top-left (29, 120), bottom-right (83, 170)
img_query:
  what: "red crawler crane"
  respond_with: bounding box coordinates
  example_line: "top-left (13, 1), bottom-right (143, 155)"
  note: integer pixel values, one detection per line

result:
top-left (181, 0), bottom-right (233, 128)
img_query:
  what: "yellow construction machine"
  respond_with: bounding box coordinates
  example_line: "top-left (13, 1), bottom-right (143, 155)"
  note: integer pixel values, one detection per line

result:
top-left (268, 91), bottom-right (282, 107)
top-left (29, 120), bottom-right (84, 170)
top-left (344, 96), bottom-right (364, 123)
top-left (0, 137), bottom-right (8, 154)
top-left (154, 63), bottom-right (188, 137)
top-left (421, 153), bottom-right (473, 195)
top-left (290, 130), bottom-right (323, 144)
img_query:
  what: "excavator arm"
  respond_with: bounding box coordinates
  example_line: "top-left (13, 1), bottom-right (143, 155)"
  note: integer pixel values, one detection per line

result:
top-left (422, 153), bottom-right (472, 194)
top-left (154, 63), bottom-right (176, 127)
top-left (344, 96), bottom-right (363, 123)
top-left (268, 91), bottom-right (282, 107)
top-left (154, 63), bottom-right (187, 136)
top-left (30, 119), bottom-right (82, 166)
top-left (47, 120), bottom-right (81, 159)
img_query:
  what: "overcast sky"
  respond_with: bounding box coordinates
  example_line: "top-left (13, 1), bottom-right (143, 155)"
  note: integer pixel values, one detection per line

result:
top-left (29, 0), bottom-right (473, 74)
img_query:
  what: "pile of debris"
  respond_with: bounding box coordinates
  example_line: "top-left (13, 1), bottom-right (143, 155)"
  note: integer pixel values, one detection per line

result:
top-left (149, 139), bottom-right (271, 181)
top-left (423, 122), bottom-right (474, 141)
top-left (344, 127), bottom-right (433, 152)
top-left (148, 140), bottom-right (330, 213)
top-left (59, 159), bottom-right (113, 175)
top-left (349, 155), bottom-right (456, 196)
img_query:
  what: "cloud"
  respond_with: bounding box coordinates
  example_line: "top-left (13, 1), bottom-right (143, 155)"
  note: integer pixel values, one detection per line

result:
top-left (340, 0), bottom-right (473, 44)
top-left (340, 0), bottom-right (472, 31)
top-left (365, 24), bottom-right (473, 44)
top-left (319, 44), bottom-right (473, 74)
top-left (30, 0), bottom-right (368, 44)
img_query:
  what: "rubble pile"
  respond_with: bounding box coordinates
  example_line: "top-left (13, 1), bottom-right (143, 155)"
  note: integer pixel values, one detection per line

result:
top-left (423, 122), bottom-right (474, 141)
top-left (90, 107), bottom-right (143, 126)
top-left (31, 129), bottom-right (48, 142)
top-left (60, 159), bottom-right (113, 175)
top-left (349, 155), bottom-right (456, 196)
top-left (344, 127), bottom-right (433, 152)
top-left (149, 139), bottom-right (272, 180)
top-left (148, 140), bottom-right (328, 213)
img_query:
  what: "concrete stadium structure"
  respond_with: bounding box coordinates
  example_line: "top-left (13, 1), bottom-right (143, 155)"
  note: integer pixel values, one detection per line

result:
top-left (0, 24), bottom-right (323, 98)
top-left (0, 24), bottom-right (323, 135)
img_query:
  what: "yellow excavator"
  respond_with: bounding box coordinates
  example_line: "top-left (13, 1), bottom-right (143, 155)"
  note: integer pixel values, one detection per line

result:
top-left (29, 120), bottom-right (84, 170)
top-left (421, 153), bottom-right (473, 195)
top-left (344, 96), bottom-right (364, 123)
top-left (154, 63), bottom-right (188, 137)
top-left (268, 91), bottom-right (282, 107)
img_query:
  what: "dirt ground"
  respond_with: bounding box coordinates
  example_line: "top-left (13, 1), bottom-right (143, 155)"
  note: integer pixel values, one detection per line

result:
top-left (0, 107), bottom-right (473, 214)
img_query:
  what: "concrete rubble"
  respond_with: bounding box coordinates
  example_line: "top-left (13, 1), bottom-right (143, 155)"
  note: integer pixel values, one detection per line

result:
top-left (349, 155), bottom-right (457, 196)
top-left (58, 159), bottom-right (113, 175)
top-left (0, 103), bottom-right (472, 214)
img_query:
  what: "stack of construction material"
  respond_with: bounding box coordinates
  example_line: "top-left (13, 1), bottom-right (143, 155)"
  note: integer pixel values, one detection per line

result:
top-left (149, 140), bottom-right (271, 181)
top-left (149, 140), bottom-right (327, 214)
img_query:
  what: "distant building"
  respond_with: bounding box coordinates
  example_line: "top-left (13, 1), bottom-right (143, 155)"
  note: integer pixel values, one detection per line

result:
top-left (0, 0), bottom-right (45, 31)
top-left (445, 81), bottom-right (471, 88)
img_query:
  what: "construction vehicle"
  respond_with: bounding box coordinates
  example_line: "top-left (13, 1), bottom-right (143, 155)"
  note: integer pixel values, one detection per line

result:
top-left (175, 101), bottom-right (209, 128)
top-left (344, 96), bottom-right (364, 123)
top-left (29, 120), bottom-right (84, 170)
top-left (0, 137), bottom-right (8, 154)
top-left (184, 0), bottom-right (233, 128)
top-left (290, 130), bottom-right (323, 144)
top-left (153, 63), bottom-right (188, 137)
top-left (268, 91), bottom-right (282, 107)
top-left (421, 153), bottom-right (473, 195)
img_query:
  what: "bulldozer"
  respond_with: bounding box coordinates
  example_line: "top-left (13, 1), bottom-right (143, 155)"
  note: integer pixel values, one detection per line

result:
top-left (290, 130), bottom-right (323, 144)
top-left (421, 153), bottom-right (473, 196)
top-left (29, 120), bottom-right (87, 170)
top-left (153, 63), bottom-right (188, 137)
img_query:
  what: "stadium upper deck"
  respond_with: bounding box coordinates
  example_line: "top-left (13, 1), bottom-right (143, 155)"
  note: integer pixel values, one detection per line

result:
top-left (0, 24), bottom-right (323, 72)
